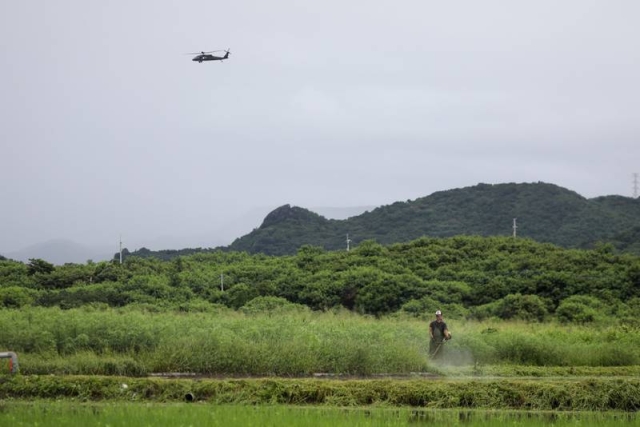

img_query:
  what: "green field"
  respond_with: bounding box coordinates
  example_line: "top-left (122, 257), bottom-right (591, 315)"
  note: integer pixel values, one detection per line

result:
top-left (0, 402), bottom-right (638, 427)
top-left (3, 232), bottom-right (640, 425)
top-left (1, 299), bottom-right (639, 418)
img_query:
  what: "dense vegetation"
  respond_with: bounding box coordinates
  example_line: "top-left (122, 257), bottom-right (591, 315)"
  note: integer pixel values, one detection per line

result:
top-left (1, 238), bottom-right (639, 421)
top-left (1, 235), bottom-right (640, 376)
top-left (225, 182), bottom-right (640, 255)
top-left (1, 236), bottom-right (639, 321)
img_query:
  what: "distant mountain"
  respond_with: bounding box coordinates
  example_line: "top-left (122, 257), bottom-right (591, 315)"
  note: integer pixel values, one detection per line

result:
top-left (608, 226), bottom-right (640, 254)
top-left (228, 182), bottom-right (640, 255)
top-left (3, 206), bottom-right (376, 265)
top-left (119, 205), bottom-right (376, 260)
top-left (6, 239), bottom-right (113, 265)
top-left (311, 206), bottom-right (376, 220)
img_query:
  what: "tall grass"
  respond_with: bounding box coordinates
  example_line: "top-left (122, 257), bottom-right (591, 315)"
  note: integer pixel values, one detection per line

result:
top-left (451, 321), bottom-right (640, 366)
top-left (0, 307), bottom-right (428, 375)
top-left (0, 307), bottom-right (638, 376)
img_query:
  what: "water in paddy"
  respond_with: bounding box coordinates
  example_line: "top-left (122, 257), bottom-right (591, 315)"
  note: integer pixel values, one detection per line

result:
top-left (0, 402), bottom-right (637, 427)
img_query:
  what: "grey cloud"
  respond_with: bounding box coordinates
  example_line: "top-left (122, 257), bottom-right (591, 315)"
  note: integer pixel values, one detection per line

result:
top-left (1, 0), bottom-right (639, 253)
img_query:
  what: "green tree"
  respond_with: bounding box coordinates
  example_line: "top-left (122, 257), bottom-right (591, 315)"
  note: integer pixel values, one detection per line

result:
top-left (27, 258), bottom-right (55, 275)
top-left (0, 286), bottom-right (39, 308)
top-left (556, 295), bottom-right (603, 324)
top-left (493, 293), bottom-right (549, 322)
top-left (0, 260), bottom-right (34, 288)
top-left (223, 283), bottom-right (258, 309)
top-left (296, 245), bottom-right (325, 272)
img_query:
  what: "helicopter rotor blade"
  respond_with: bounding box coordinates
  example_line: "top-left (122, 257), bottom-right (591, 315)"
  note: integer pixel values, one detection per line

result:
top-left (185, 50), bottom-right (225, 55)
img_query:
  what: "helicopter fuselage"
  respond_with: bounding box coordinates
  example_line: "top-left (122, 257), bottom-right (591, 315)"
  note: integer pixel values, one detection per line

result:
top-left (192, 53), bottom-right (229, 63)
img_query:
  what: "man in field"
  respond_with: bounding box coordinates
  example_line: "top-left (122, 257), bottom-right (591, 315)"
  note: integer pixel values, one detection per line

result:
top-left (429, 310), bottom-right (451, 359)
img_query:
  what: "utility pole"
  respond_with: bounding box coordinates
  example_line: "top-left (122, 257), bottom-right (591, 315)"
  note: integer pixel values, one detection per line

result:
top-left (119, 235), bottom-right (123, 264)
top-left (346, 234), bottom-right (352, 251)
top-left (512, 218), bottom-right (517, 239)
top-left (634, 173), bottom-right (639, 198)
top-left (220, 273), bottom-right (224, 291)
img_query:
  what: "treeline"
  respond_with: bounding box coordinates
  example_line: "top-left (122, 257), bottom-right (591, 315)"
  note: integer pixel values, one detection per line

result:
top-left (1, 236), bottom-right (639, 323)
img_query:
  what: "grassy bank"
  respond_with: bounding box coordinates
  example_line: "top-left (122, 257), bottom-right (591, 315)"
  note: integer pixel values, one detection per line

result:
top-left (1, 375), bottom-right (639, 411)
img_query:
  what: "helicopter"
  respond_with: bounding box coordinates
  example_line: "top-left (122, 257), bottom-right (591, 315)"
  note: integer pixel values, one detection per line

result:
top-left (188, 49), bottom-right (231, 63)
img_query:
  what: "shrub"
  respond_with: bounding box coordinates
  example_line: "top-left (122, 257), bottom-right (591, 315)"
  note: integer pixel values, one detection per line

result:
top-left (556, 295), bottom-right (604, 324)
top-left (493, 294), bottom-right (549, 322)
top-left (222, 283), bottom-right (258, 309)
top-left (469, 294), bottom-right (549, 322)
top-left (556, 302), bottom-right (598, 324)
top-left (0, 286), bottom-right (39, 308)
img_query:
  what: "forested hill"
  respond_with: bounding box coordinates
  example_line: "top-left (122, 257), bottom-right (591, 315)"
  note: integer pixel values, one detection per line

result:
top-left (228, 182), bottom-right (640, 255)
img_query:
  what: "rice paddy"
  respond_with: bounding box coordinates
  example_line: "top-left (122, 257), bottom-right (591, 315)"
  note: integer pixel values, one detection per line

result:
top-left (0, 402), bottom-right (637, 427)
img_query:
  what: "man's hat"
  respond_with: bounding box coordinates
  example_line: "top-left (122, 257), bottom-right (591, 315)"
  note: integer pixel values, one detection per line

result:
top-left (435, 310), bottom-right (442, 316)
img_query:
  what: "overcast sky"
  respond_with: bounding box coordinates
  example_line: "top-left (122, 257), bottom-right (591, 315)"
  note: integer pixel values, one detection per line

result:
top-left (1, 0), bottom-right (639, 253)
